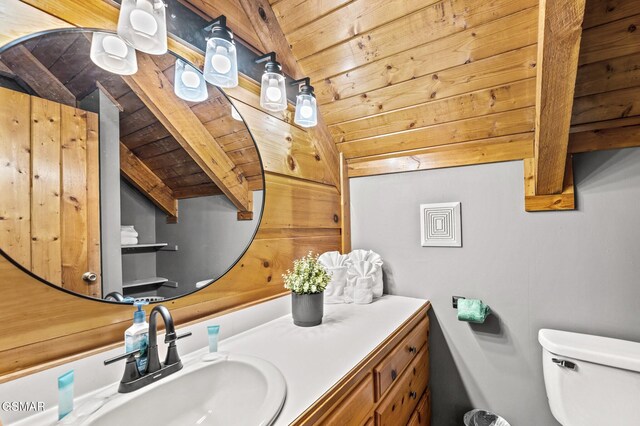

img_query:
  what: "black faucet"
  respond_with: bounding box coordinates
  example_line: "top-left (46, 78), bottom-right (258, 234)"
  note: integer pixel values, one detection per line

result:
top-left (104, 304), bottom-right (192, 393)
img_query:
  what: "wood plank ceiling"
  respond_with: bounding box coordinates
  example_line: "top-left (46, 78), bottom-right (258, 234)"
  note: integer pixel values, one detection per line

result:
top-left (0, 30), bottom-right (263, 220)
top-left (264, 0), bottom-right (640, 181)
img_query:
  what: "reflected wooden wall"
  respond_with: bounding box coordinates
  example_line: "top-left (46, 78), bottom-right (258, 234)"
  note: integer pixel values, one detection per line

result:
top-left (0, 87), bottom-right (101, 297)
top-left (0, 0), bottom-right (343, 381)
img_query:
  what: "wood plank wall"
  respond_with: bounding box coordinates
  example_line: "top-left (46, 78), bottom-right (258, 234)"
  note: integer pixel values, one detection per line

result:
top-left (270, 0), bottom-right (539, 176)
top-left (271, 0), bottom-right (640, 177)
top-left (0, 0), bottom-right (342, 381)
top-left (0, 88), bottom-right (101, 297)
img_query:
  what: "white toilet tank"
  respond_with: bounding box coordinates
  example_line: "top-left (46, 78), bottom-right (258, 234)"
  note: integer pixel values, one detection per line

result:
top-left (538, 329), bottom-right (640, 426)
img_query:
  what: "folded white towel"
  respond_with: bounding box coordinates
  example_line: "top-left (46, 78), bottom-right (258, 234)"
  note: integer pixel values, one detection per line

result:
top-left (319, 251), bottom-right (350, 268)
top-left (354, 276), bottom-right (373, 304)
top-left (348, 249), bottom-right (384, 298)
top-left (319, 251), bottom-right (350, 304)
top-left (121, 225), bottom-right (139, 238)
top-left (121, 237), bottom-right (138, 246)
top-left (343, 281), bottom-right (354, 304)
top-left (324, 266), bottom-right (348, 304)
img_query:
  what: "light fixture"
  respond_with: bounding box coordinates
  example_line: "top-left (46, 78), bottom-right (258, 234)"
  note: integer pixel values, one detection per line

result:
top-left (203, 16), bottom-right (238, 88)
top-left (174, 58), bottom-right (208, 102)
top-left (117, 0), bottom-right (167, 55)
top-left (255, 52), bottom-right (287, 112)
top-left (292, 77), bottom-right (317, 128)
top-left (90, 32), bottom-right (138, 75)
top-left (231, 105), bottom-right (243, 121)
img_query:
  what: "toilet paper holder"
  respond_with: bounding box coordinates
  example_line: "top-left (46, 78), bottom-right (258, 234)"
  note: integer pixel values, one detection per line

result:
top-left (452, 296), bottom-right (465, 309)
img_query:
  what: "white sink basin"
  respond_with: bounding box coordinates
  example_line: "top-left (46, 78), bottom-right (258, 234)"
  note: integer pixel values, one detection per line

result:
top-left (80, 353), bottom-right (286, 426)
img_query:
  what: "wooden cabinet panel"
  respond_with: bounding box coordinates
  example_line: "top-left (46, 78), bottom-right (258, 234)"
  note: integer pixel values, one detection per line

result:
top-left (375, 317), bottom-right (429, 400)
top-left (375, 347), bottom-right (430, 426)
top-left (320, 373), bottom-right (374, 426)
top-left (407, 388), bottom-right (431, 426)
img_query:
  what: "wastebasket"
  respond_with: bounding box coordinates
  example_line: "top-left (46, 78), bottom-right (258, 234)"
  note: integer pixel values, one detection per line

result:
top-left (464, 409), bottom-right (511, 426)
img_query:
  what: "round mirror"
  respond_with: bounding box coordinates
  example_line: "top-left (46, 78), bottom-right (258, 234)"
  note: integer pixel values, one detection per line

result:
top-left (0, 29), bottom-right (264, 303)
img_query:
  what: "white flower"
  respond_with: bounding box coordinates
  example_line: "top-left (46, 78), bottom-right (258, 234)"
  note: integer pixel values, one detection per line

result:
top-left (282, 252), bottom-right (331, 295)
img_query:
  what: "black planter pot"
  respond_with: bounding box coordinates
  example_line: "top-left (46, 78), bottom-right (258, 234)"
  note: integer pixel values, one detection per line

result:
top-left (291, 292), bottom-right (324, 327)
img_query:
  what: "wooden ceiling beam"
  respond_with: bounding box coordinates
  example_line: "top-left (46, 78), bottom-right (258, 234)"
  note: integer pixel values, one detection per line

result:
top-left (525, 157), bottom-right (575, 212)
top-left (0, 44), bottom-right (75, 106)
top-left (236, 0), bottom-right (342, 190)
top-left (533, 0), bottom-right (586, 195)
top-left (119, 142), bottom-right (178, 220)
top-left (569, 124), bottom-right (640, 154)
top-left (123, 53), bottom-right (251, 212)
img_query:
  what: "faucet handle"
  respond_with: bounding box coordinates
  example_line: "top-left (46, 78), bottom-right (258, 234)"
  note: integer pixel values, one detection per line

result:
top-left (103, 348), bottom-right (141, 365)
top-left (165, 332), bottom-right (192, 366)
top-left (104, 348), bottom-right (142, 385)
top-left (177, 332), bottom-right (192, 340)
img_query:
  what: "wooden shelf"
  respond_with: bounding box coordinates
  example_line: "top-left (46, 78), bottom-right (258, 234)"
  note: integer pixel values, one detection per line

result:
top-left (121, 243), bottom-right (172, 254)
top-left (122, 277), bottom-right (168, 289)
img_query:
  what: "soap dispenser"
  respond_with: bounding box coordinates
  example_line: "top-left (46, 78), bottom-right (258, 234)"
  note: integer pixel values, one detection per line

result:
top-left (125, 301), bottom-right (149, 374)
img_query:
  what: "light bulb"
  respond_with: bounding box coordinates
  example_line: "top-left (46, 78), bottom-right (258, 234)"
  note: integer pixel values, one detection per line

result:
top-left (300, 99), bottom-right (313, 119)
top-left (91, 32), bottom-right (137, 75)
top-left (102, 35), bottom-right (128, 58)
top-left (266, 78), bottom-right (282, 102)
top-left (129, 9), bottom-right (158, 36)
top-left (180, 69), bottom-right (200, 88)
top-left (211, 46), bottom-right (231, 74)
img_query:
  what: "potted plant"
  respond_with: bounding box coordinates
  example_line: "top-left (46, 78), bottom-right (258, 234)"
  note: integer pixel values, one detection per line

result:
top-left (283, 252), bottom-right (331, 327)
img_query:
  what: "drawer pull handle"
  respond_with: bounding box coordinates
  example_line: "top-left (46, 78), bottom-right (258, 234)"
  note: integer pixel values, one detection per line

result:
top-left (408, 346), bottom-right (417, 354)
top-left (391, 369), bottom-right (397, 381)
top-left (409, 391), bottom-right (417, 400)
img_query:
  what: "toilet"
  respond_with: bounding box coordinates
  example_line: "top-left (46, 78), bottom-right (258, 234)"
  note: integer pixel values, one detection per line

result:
top-left (538, 329), bottom-right (640, 426)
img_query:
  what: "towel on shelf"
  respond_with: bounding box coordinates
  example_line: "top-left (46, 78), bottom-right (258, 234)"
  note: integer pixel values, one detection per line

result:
top-left (121, 225), bottom-right (139, 245)
top-left (348, 261), bottom-right (376, 305)
top-left (348, 250), bottom-right (384, 298)
top-left (318, 251), bottom-right (350, 304)
top-left (121, 237), bottom-right (138, 246)
top-left (121, 225), bottom-right (139, 238)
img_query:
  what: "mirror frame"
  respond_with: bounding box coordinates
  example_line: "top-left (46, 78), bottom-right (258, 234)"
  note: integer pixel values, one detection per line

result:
top-left (0, 27), bottom-right (266, 305)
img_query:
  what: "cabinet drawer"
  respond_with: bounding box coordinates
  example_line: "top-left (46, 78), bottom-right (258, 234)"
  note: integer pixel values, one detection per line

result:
top-left (407, 388), bottom-right (431, 426)
top-left (375, 347), bottom-right (429, 426)
top-left (375, 317), bottom-right (429, 399)
top-left (320, 373), bottom-right (374, 426)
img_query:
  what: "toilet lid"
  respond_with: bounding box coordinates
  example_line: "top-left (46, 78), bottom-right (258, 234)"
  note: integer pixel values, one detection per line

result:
top-left (539, 329), bottom-right (640, 373)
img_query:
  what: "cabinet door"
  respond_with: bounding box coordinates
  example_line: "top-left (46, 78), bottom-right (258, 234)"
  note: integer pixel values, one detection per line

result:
top-left (320, 373), bottom-right (374, 426)
top-left (407, 388), bottom-right (431, 426)
top-left (375, 317), bottom-right (429, 399)
top-left (375, 347), bottom-right (429, 426)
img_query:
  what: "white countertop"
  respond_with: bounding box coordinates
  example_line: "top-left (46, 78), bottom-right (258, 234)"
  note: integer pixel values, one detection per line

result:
top-left (218, 295), bottom-right (428, 425)
top-left (3, 295), bottom-right (428, 425)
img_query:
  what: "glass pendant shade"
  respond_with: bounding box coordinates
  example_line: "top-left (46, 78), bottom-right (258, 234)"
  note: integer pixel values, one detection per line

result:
top-left (294, 93), bottom-right (318, 127)
top-left (174, 59), bottom-right (208, 102)
top-left (203, 38), bottom-right (238, 88)
top-left (90, 32), bottom-right (138, 75)
top-left (117, 0), bottom-right (167, 55)
top-left (231, 106), bottom-right (243, 121)
top-left (260, 72), bottom-right (287, 112)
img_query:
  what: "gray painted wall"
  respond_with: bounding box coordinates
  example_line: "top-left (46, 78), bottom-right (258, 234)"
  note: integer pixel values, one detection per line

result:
top-left (350, 148), bottom-right (640, 426)
top-left (120, 180), bottom-right (158, 285)
top-left (156, 190), bottom-right (263, 296)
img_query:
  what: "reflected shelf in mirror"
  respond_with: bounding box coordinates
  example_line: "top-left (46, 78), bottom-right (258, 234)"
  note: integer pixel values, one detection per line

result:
top-left (0, 29), bottom-right (265, 304)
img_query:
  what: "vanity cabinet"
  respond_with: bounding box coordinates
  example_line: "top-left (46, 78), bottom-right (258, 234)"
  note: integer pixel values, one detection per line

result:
top-left (293, 303), bottom-right (431, 426)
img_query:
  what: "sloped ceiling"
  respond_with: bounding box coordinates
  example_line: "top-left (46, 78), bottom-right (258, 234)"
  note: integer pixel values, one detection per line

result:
top-left (265, 0), bottom-right (640, 177)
